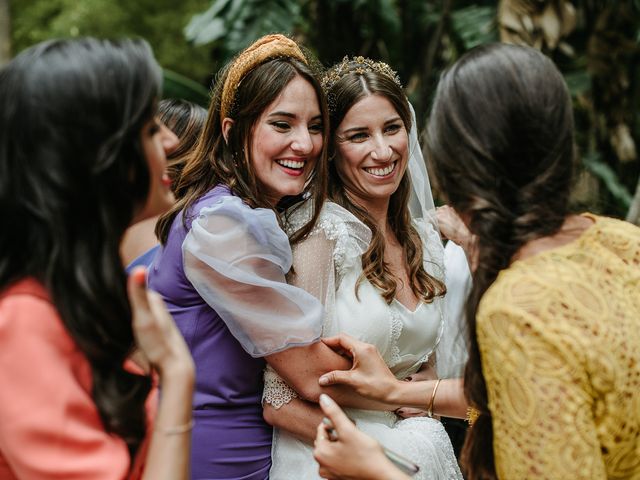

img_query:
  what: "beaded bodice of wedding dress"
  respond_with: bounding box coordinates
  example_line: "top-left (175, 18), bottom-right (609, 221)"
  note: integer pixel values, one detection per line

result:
top-left (263, 201), bottom-right (463, 480)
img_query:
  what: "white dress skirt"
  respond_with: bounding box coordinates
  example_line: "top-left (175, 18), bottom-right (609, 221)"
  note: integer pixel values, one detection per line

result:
top-left (263, 202), bottom-right (465, 480)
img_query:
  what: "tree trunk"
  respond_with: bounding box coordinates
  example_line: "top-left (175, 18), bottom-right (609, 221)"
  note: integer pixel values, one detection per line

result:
top-left (0, 0), bottom-right (10, 66)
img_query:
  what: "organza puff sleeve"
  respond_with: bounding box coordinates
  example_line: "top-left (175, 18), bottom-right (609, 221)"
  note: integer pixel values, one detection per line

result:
top-left (183, 195), bottom-right (324, 358)
top-left (262, 201), bottom-right (372, 408)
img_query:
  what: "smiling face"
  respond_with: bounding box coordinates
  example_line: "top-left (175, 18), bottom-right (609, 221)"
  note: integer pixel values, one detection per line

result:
top-left (132, 117), bottom-right (179, 224)
top-left (249, 75), bottom-right (323, 205)
top-left (334, 93), bottom-right (409, 210)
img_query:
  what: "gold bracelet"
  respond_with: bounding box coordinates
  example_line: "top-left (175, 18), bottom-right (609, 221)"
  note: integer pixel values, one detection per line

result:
top-left (155, 419), bottom-right (194, 435)
top-left (426, 379), bottom-right (442, 418)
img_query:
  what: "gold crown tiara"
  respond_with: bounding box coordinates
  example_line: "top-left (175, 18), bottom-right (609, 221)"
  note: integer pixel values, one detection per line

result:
top-left (321, 56), bottom-right (402, 94)
top-left (220, 34), bottom-right (308, 122)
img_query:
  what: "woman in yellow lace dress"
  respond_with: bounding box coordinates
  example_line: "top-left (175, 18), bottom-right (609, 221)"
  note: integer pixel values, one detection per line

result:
top-left (310, 43), bottom-right (640, 480)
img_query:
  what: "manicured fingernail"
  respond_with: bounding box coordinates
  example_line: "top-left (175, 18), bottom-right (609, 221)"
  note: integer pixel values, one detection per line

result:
top-left (131, 267), bottom-right (147, 286)
top-left (319, 394), bottom-right (332, 406)
top-left (318, 375), bottom-right (328, 386)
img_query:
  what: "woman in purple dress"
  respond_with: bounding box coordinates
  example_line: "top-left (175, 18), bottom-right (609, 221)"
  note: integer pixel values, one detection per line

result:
top-left (148, 35), bottom-right (380, 479)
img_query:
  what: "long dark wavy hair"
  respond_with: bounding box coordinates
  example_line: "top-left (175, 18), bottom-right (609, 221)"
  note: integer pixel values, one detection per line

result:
top-left (0, 38), bottom-right (161, 458)
top-left (156, 48), bottom-right (329, 245)
top-left (325, 69), bottom-right (446, 304)
top-left (426, 43), bottom-right (575, 479)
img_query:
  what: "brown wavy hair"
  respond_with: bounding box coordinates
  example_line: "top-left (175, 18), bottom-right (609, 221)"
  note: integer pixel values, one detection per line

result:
top-left (157, 98), bottom-right (207, 190)
top-left (426, 44), bottom-right (574, 479)
top-left (156, 45), bottom-right (329, 245)
top-left (325, 69), bottom-right (445, 304)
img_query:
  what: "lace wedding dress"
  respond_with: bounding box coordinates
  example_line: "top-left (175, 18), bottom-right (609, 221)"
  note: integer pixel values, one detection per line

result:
top-left (264, 201), bottom-right (463, 480)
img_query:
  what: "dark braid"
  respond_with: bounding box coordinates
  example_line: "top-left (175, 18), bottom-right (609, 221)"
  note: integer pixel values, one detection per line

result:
top-left (426, 43), bottom-right (574, 479)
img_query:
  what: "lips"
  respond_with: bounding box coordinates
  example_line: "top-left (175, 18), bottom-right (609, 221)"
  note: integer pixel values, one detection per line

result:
top-left (275, 158), bottom-right (306, 177)
top-left (161, 173), bottom-right (172, 187)
top-left (363, 161), bottom-right (397, 177)
top-left (276, 159), bottom-right (305, 170)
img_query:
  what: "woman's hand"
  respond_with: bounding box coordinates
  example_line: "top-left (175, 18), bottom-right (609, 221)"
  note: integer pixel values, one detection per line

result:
top-left (127, 267), bottom-right (194, 378)
top-left (318, 334), bottom-right (401, 403)
top-left (313, 395), bottom-right (409, 480)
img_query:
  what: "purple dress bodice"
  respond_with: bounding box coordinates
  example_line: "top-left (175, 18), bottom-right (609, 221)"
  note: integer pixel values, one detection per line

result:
top-left (149, 185), bottom-right (271, 480)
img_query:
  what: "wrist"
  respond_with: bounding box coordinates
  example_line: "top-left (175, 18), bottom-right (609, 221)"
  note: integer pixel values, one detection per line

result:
top-left (157, 356), bottom-right (195, 386)
top-left (385, 378), bottom-right (410, 406)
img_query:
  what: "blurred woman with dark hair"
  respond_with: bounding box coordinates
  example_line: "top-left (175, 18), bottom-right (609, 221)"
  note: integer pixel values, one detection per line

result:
top-left (0, 38), bottom-right (194, 479)
top-left (121, 98), bottom-right (207, 270)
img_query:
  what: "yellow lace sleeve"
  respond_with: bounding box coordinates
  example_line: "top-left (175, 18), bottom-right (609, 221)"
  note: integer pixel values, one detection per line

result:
top-left (477, 303), bottom-right (607, 479)
top-left (475, 215), bottom-right (640, 479)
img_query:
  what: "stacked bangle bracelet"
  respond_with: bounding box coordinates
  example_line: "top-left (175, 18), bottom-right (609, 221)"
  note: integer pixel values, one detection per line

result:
top-left (426, 379), bottom-right (442, 418)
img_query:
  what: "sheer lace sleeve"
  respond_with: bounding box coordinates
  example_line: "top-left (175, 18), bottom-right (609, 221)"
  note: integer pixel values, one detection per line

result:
top-left (183, 196), bottom-right (324, 358)
top-left (262, 201), bottom-right (371, 408)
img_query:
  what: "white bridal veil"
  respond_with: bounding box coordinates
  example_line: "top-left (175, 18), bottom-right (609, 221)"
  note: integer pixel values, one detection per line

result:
top-left (407, 102), bottom-right (471, 379)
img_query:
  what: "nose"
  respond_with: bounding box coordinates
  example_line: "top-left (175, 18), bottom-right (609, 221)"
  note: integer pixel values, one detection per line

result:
top-left (291, 127), bottom-right (314, 155)
top-left (160, 122), bottom-right (179, 155)
top-left (370, 134), bottom-right (392, 162)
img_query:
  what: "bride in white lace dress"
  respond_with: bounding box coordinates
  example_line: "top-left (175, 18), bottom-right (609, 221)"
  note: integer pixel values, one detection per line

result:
top-left (262, 57), bottom-right (468, 480)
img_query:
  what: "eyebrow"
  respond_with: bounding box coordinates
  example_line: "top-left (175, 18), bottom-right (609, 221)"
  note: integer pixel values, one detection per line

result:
top-left (340, 116), bottom-right (402, 134)
top-left (267, 111), bottom-right (322, 121)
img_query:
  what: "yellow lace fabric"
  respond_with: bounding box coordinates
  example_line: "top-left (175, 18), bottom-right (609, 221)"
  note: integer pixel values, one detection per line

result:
top-left (476, 214), bottom-right (640, 479)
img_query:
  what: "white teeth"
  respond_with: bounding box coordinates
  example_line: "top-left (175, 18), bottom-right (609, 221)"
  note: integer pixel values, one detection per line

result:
top-left (276, 159), bottom-right (304, 169)
top-left (364, 162), bottom-right (395, 177)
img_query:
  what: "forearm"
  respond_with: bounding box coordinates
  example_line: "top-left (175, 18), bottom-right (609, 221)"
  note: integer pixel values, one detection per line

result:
top-left (264, 398), bottom-right (324, 443)
top-left (268, 355), bottom-right (395, 411)
top-left (266, 341), bottom-right (351, 401)
top-left (388, 378), bottom-right (467, 419)
top-left (142, 362), bottom-right (194, 480)
top-left (320, 384), bottom-right (396, 411)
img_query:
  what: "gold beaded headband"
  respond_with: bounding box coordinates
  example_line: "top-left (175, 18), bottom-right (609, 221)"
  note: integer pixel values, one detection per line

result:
top-left (321, 55), bottom-right (402, 95)
top-left (220, 34), bottom-right (308, 122)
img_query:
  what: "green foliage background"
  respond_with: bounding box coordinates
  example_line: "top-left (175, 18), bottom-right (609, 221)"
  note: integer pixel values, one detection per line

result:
top-left (11, 0), bottom-right (213, 86)
top-left (8, 0), bottom-right (640, 220)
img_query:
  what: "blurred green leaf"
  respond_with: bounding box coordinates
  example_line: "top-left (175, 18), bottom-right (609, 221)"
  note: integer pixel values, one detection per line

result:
top-left (564, 69), bottom-right (591, 97)
top-left (583, 153), bottom-right (632, 208)
top-left (162, 69), bottom-right (210, 107)
top-left (451, 5), bottom-right (498, 50)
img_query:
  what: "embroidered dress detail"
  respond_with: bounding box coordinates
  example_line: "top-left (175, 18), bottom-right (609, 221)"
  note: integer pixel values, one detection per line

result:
top-left (262, 365), bottom-right (298, 409)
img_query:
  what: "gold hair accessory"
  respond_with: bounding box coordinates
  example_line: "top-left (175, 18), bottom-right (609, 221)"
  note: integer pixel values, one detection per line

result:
top-left (321, 55), bottom-right (402, 94)
top-left (466, 406), bottom-right (480, 426)
top-left (220, 34), bottom-right (308, 122)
